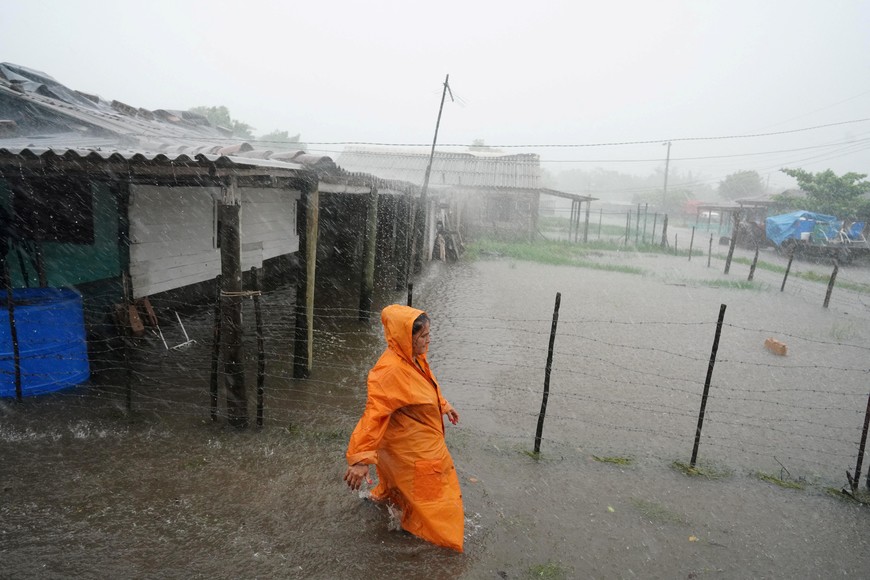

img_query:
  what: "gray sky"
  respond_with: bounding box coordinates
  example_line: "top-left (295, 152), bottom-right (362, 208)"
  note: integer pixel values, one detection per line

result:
top-left (3, 0), bottom-right (869, 193)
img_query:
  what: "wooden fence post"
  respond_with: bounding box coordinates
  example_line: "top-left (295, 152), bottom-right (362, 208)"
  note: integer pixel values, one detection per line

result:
top-left (823, 260), bottom-right (839, 308)
top-left (748, 245), bottom-right (759, 281)
top-left (688, 227), bottom-right (695, 261)
top-left (534, 292), bottom-right (561, 455)
top-left (723, 211), bottom-right (740, 275)
top-left (691, 303), bottom-right (727, 467)
top-left (848, 392), bottom-right (870, 493)
top-left (707, 234), bottom-right (713, 268)
top-left (780, 248), bottom-right (795, 292)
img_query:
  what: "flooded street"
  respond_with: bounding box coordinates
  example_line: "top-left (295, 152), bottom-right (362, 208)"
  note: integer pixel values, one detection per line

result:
top-left (2, 252), bottom-right (870, 579)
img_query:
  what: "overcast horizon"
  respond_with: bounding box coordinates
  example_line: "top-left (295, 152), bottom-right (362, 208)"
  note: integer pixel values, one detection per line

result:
top-left (3, 0), bottom-right (869, 195)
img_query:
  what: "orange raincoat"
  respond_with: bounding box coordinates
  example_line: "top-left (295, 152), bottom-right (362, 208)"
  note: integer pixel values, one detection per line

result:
top-left (346, 305), bottom-right (464, 552)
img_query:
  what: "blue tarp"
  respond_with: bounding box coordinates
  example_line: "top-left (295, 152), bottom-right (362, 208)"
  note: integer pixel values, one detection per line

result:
top-left (765, 211), bottom-right (841, 247)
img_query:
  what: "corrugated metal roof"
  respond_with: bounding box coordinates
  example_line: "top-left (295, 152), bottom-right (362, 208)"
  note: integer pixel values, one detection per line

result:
top-left (0, 62), bottom-right (326, 175)
top-left (0, 146), bottom-right (305, 173)
top-left (335, 146), bottom-right (541, 189)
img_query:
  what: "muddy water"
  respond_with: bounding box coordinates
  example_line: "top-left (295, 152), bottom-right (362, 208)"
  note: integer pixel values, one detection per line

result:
top-left (2, 255), bottom-right (869, 579)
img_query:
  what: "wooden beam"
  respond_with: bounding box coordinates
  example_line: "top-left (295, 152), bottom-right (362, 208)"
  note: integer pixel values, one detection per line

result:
top-left (219, 175), bottom-right (248, 427)
top-left (293, 177), bottom-right (319, 378)
top-left (359, 185), bottom-right (379, 321)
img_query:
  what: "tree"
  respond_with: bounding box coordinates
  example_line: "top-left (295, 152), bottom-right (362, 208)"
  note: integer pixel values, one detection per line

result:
top-left (468, 139), bottom-right (501, 152)
top-left (776, 168), bottom-right (870, 219)
top-left (718, 170), bottom-right (763, 201)
top-left (257, 130), bottom-right (305, 148)
top-left (188, 105), bottom-right (254, 139)
top-left (632, 187), bottom-right (695, 215)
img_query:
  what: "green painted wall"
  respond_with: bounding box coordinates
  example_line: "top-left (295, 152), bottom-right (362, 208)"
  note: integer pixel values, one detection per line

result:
top-left (0, 180), bottom-right (121, 288)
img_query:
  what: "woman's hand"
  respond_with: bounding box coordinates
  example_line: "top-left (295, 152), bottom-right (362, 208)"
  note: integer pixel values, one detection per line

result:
top-left (445, 406), bottom-right (460, 425)
top-left (344, 463), bottom-right (371, 491)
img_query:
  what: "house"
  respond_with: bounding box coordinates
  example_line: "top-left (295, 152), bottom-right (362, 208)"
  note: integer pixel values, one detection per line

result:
top-left (337, 146), bottom-right (551, 245)
top-left (0, 63), bottom-right (423, 390)
top-left (1, 63), bottom-right (322, 336)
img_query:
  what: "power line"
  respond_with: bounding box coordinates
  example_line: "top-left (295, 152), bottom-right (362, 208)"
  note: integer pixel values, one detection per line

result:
top-left (300, 117), bottom-right (870, 149)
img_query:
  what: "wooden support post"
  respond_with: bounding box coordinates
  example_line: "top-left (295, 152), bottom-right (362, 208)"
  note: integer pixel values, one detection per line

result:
top-left (407, 282), bottom-right (413, 308)
top-left (359, 185), bottom-right (379, 321)
top-left (210, 274), bottom-right (221, 421)
top-left (219, 191), bottom-right (247, 427)
top-left (688, 227), bottom-right (695, 261)
top-left (124, 329), bottom-right (132, 412)
top-left (252, 267), bottom-right (265, 427)
top-left (691, 303), bottom-right (727, 467)
top-left (642, 204), bottom-right (648, 244)
top-left (624, 212), bottom-right (630, 247)
top-left (575, 201), bottom-right (582, 243)
top-left (294, 178), bottom-right (319, 379)
top-left (396, 194), bottom-right (412, 291)
top-left (113, 179), bottom-right (132, 410)
top-left (823, 260), bottom-right (839, 309)
top-left (707, 234), bottom-right (713, 268)
top-left (573, 200), bottom-right (581, 243)
top-left (534, 292), bottom-right (561, 455)
top-left (660, 214), bottom-right (669, 248)
top-left (651, 213), bottom-right (658, 245)
top-left (635, 204), bottom-right (641, 245)
top-left (583, 201), bottom-right (591, 243)
top-left (567, 201), bottom-right (575, 243)
top-left (411, 197), bottom-right (425, 274)
top-left (597, 208), bottom-right (603, 240)
top-left (4, 262), bottom-right (22, 402)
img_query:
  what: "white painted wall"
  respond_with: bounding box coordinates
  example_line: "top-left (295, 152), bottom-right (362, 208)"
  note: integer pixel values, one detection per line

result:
top-left (128, 185), bottom-right (299, 298)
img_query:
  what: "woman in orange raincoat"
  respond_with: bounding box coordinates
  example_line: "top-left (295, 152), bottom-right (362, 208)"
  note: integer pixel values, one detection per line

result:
top-left (344, 304), bottom-right (464, 552)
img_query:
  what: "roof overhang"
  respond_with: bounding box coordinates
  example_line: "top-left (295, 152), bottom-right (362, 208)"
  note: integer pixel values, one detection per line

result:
top-left (0, 146), bottom-right (313, 186)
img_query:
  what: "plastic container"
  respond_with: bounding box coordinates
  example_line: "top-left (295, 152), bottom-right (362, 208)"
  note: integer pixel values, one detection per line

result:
top-left (800, 232), bottom-right (811, 241)
top-left (1, 287), bottom-right (90, 397)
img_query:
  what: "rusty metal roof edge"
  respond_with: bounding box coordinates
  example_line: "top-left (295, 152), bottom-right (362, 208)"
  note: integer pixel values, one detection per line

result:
top-left (0, 146), bottom-right (308, 173)
top-left (538, 188), bottom-right (598, 202)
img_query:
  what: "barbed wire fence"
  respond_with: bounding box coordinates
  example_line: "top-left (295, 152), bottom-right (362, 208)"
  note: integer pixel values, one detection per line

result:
top-left (3, 272), bottom-right (869, 494)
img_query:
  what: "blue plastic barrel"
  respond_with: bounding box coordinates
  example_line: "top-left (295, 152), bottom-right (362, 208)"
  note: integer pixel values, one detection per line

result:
top-left (1, 287), bottom-right (90, 397)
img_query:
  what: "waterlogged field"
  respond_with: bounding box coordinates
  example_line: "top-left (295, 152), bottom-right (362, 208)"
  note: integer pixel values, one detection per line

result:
top-left (2, 241), bottom-right (869, 579)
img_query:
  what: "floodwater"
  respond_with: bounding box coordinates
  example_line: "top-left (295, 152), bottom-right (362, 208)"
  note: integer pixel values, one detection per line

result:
top-left (2, 248), bottom-right (870, 579)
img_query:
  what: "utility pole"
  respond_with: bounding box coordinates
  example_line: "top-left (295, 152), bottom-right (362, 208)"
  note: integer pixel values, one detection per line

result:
top-left (411, 74), bottom-right (453, 272)
top-left (662, 141), bottom-right (671, 213)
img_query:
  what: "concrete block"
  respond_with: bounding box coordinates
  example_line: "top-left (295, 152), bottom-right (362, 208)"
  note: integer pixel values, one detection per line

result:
top-left (764, 337), bottom-right (787, 356)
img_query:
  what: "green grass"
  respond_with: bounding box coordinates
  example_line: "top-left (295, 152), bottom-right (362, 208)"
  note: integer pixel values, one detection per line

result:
top-left (756, 472), bottom-right (805, 490)
top-left (466, 236), bottom-right (870, 295)
top-left (699, 279), bottom-right (763, 290)
top-left (525, 562), bottom-right (571, 580)
top-left (728, 255), bottom-right (870, 294)
top-left (592, 455), bottom-right (634, 466)
top-left (466, 238), bottom-right (644, 274)
top-left (671, 460), bottom-right (732, 479)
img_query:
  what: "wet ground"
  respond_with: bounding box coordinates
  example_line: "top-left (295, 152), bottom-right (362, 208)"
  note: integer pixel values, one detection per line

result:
top-left (2, 244), bottom-right (869, 579)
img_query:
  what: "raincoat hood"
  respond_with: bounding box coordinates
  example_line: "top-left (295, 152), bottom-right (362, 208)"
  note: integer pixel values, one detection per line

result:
top-left (381, 304), bottom-right (426, 364)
